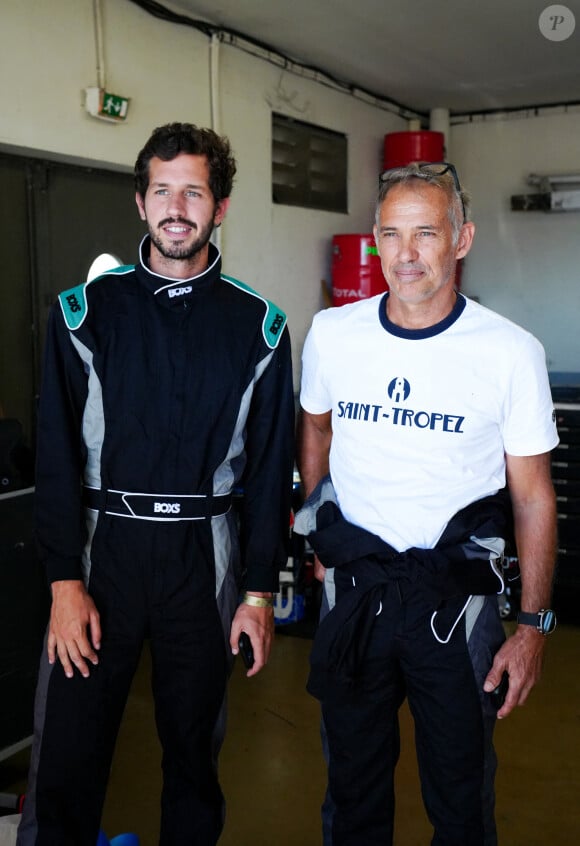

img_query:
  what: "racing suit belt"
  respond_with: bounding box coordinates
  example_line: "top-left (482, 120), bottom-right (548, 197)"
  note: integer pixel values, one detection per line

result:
top-left (83, 486), bottom-right (232, 521)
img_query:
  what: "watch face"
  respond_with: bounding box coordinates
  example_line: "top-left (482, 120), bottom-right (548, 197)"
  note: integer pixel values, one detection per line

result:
top-left (540, 609), bottom-right (557, 634)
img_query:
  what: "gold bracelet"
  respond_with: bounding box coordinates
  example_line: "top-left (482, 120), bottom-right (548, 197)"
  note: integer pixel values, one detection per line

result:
top-left (243, 593), bottom-right (274, 608)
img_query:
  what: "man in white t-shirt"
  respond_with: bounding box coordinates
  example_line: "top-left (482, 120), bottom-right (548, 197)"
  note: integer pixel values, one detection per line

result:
top-left (297, 163), bottom-right (558, 846)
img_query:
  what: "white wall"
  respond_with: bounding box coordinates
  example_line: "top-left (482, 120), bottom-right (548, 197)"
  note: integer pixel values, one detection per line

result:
top-left (217, 46), bottom-right (399, 360)
top-left (2, 2), bottom-right (578, 381)
top-left (452, 111), bottom-right (580, 377)
top-left (0, 0), bottom-right (405, 387)
top-left (0, 0), bottom-right (212, 167)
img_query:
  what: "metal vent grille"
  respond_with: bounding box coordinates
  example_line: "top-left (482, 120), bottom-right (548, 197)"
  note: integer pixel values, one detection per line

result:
top-left (272, 113), bottom-right (347, 213)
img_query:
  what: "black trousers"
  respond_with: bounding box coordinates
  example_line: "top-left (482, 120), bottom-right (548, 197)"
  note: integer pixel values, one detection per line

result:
top-left (321, 584), bottom-right (504, 846)
top-left (17, 517), bottom-right (232, 846)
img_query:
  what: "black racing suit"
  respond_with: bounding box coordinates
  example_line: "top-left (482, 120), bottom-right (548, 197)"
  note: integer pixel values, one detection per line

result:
top-left (295, 477), bottom-right (510, 846)
top-left (18, 237), bottom-right (294, 846)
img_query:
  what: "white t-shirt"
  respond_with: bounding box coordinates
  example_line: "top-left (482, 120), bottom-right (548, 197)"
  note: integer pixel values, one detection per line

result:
top-left (300, 293), bottom-right (559, 552)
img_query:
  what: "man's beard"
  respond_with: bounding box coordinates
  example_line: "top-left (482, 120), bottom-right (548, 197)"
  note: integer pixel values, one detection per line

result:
top-left (149, 215), bottom-right (215, 261)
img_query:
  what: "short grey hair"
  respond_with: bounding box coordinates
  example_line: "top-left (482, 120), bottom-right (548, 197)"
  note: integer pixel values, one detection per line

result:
top-left (375, 163), bottom-right (470, 244)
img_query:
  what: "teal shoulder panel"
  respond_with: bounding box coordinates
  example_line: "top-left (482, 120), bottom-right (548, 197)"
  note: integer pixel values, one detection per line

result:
top-left (58, 265), bottom-right (134, 331)
top-left (221, 274), bottom-right (287, 350)
top-left (59, 283), bottom-right (88, 331)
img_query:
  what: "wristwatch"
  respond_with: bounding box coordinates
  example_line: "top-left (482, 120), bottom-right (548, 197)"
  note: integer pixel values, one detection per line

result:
top-left (516, 608), bottom-right (557, 635)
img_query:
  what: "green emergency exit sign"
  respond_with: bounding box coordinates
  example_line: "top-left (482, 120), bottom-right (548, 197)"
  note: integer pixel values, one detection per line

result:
top-left (84, 87), bottom-right (130, 123)
top-left (100, 92), bottom-right (129, 120)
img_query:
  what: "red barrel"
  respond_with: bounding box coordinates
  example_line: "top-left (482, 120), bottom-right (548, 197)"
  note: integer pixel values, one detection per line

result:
top-left (383, 130), bottom-right (444, 169)
top-left (331, 234), bottom-right (387, 306)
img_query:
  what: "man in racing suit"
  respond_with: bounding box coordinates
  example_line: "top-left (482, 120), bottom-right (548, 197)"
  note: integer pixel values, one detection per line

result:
top-left (17, 123), bottom-right (294, 846)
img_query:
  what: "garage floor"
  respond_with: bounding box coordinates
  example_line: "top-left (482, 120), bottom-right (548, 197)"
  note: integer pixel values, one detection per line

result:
top-left (1, 618), bottom-right (579, 845)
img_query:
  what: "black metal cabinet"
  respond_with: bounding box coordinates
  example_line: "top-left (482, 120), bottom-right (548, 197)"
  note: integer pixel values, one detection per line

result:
top-left (0, 487), bottom-right (49, 760)
top-left (552, 396), bottom-right (580, 589)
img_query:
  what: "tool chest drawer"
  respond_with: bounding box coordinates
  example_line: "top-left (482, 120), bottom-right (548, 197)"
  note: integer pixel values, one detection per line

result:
top-left (553, 396), bottom-right (580, 587)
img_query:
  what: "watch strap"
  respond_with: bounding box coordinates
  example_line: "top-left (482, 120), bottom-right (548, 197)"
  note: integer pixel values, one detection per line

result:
top-left (517, 609), bottom-right (556, 634)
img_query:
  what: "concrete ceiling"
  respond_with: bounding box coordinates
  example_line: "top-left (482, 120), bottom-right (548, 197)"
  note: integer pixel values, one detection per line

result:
top-left (160, 0), bottom-right (580, 115)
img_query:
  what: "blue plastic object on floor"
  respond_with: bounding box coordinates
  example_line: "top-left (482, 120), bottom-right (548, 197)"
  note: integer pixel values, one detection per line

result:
top-left (97, 832), bottom-right (140, 846)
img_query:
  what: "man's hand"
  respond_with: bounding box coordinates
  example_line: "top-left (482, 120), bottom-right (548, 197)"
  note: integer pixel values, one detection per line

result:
top-left (296, 408), bottom-right (332, 583)
top-left (48, 580), bottom-right (101, 678)
top-left (486, 451), bottom-right (557, 718)
top-left (230, 595), bottom-right (275, 678)
top-left (483, 626), bottom-right (546, 719)
top-left (313, 555), bottom-right (326, 582)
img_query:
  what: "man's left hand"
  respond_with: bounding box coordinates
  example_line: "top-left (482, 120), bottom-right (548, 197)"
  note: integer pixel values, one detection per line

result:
top-left (230, 595), bottom-right (275, 678)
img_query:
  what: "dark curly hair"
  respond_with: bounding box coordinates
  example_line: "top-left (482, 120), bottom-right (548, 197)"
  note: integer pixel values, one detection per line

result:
top-left (134, 123), bottom-right (237, 202)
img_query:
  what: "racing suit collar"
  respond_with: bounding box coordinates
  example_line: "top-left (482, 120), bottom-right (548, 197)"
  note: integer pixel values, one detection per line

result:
top-left (136, 235), bottom-right (222, 302)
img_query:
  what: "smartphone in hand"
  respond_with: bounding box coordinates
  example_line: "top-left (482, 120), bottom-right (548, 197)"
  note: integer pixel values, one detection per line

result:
top-left (238, 632), bottom-right (255, 670)
top-left (490, 671), bottom-right (509, 709)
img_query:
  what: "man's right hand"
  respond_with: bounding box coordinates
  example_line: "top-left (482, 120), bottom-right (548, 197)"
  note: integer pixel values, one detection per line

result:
top-left (314, 554), bottom-right (326, 582)
top-left (48, 580), bottom-right (101, 678)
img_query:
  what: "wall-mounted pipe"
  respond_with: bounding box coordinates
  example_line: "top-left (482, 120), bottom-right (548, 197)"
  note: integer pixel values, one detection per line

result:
top-left (209, 33), bottom-right (222, 252)
top-left (430, 108), bottom-right (450, 159)
top-left (209, 32), bottom-right (220, 134)
top-left (93, 0), bottom-right (106, 90)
